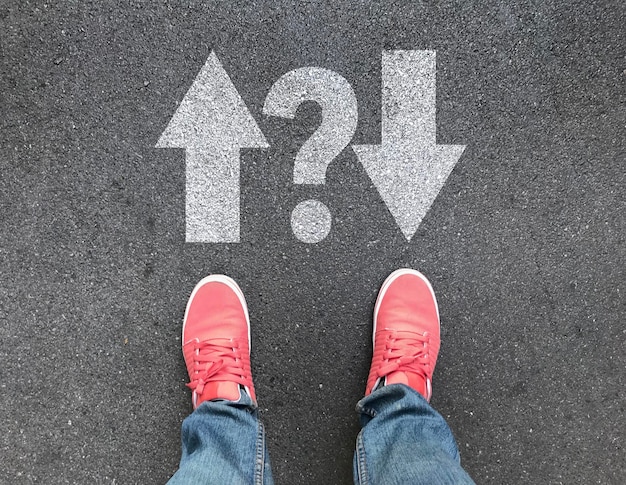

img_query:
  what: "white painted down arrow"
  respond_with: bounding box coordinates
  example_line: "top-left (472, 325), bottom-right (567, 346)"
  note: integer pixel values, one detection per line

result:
top-left (353, 50), bottom-right (465, 241)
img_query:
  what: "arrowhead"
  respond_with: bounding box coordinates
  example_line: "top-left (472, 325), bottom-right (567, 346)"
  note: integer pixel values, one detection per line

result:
top-left (353, 143), bottom-right (465, 240)
top-left (156, 51), bottom-right (268, 149)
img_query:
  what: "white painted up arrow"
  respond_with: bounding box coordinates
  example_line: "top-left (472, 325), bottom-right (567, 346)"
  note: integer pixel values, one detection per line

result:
top-left (156, 51), bottom-right (268, 242)
top-left (352, 50), bottom-right (465, 241)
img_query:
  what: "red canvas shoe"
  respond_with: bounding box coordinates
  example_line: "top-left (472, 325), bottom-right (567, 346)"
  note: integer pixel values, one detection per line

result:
top-left (182, 275), bottom-right (256, 408)
top-left (365, 269), bottom-right (441, 401)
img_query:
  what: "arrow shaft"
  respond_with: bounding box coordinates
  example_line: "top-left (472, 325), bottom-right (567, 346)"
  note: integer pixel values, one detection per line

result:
top-left (185, 148), bottom-right (240, 243)
top-left (382, 50), bottom-right (436, 146)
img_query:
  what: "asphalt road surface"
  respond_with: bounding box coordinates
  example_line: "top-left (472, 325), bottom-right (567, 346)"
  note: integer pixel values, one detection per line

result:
top-left (2, 1), bottom-right (624, 483)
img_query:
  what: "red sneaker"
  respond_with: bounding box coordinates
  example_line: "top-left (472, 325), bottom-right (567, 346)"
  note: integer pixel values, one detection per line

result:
top-left (182, 275), bottom-right (256, 408)
top-left (365, 269), bottom-right (441, 401)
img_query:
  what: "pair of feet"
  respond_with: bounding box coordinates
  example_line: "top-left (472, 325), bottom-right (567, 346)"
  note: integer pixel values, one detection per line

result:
top-left (182, 269), bottom-right (441, 408)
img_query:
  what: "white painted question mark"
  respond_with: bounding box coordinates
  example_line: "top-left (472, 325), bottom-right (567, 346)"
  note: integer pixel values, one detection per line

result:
top-left (263, 67), bottom-right (358, 243)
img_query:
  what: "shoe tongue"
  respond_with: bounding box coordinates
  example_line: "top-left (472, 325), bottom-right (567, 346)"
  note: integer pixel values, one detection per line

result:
top-left (386, 371), bottom-right (429, 401)
top-left (198, 381), bottom-right (241, 405)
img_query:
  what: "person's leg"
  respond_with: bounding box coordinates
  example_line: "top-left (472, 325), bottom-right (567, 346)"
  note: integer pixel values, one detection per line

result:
top-left (353, 269), bottom-right (474, 485)
top-left (167, 275), bottom-right (273, 485)
top-left (354, 384), bottom-right (473, 485)
top-left (169, 394), bottom-right (273, 484)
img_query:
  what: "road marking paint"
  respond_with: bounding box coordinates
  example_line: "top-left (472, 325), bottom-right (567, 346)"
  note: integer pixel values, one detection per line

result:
top-left (353, 50), bottom-right (465, 241)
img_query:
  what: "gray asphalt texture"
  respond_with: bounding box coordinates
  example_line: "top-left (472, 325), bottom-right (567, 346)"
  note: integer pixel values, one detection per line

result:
top-left (1, 1), bottom-right (624, 484)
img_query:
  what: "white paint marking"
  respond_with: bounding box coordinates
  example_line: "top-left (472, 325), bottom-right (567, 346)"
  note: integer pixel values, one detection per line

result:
top-left (352, 50), bottom-right (466, 241)
top-left (291, 200), bottom-right (332, 244)
top-left (185, 148), bottom-right (240, 242)
top-left (156, 51), bottom-right (268, 243)
top-left (264, 67), bottom-right (358, 242)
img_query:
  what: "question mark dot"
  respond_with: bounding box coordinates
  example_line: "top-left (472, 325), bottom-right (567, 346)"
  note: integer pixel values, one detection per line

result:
top-left (291, 200), bottom-right (332, 243)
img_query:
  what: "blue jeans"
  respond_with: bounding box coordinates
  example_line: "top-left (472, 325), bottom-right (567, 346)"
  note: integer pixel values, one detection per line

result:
top-left (167, 384), bottom-right (475, 484)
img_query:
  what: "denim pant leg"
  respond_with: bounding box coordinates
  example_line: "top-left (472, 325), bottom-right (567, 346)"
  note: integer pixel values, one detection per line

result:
top-left (353, 384), bottom-right (475, 485)
top-left (167, 393), bottom-right (274, 485)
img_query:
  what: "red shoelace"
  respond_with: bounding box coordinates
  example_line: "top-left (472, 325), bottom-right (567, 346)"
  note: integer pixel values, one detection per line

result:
top-left (185, 338), bottom-right (252, 396)
top-left (375, 329), bottom-right (432, 380)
